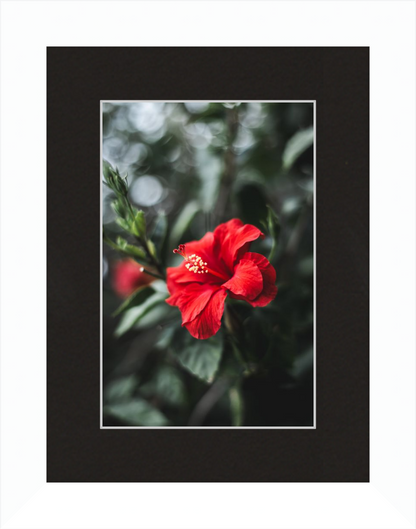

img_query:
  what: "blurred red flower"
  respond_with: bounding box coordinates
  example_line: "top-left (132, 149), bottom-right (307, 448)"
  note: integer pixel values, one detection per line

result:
top-left (112, 259), bottom-right (155, 298)
top-left (166, 219), bottom-right (277, 339)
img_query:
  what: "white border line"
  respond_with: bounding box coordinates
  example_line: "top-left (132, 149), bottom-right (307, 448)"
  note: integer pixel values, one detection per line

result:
top-left (313, 99), bottom-right (316, 428)
top-left (100, 100), bottom-right (104, 431)
top-left (100, 100), bottom-right (316, 429)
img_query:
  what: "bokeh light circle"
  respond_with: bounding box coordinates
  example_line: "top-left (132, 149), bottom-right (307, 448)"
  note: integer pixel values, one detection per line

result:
top-left (130, 175), bottom-right (164, 207)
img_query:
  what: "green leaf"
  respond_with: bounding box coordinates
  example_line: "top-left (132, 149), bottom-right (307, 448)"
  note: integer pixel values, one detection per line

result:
top-left (132, 210), bottom-right (146, 238)
top-left (290, 347), bottom-right (313, 381)
top-left (118, 173), bottom-right (129, 195)
top-left (282, 126), bottom-right (314, 170)
top-left (104, 375), bottom-right (137, 403)
top-left (266, 205), bottom-right (280, 237)
top-left (112, 285), bottom-right (155, 317)
top-left (116, 237), bottom-right (146, 259)
top-left (111, 198), bottom-right (127, 218)
top-left (266, 205), bottom-right (281, 261)
top-left (133, 303), bottom-right (176, 332)
top-left (104, 398), bottom-right (169, 426)
top-left (103, 232), bottom-right (121, 252)
top-left (102, 159), bottom-right (115, 184)
top-left (173, 330), bottom-right (223, 383)
top-left (114, 292), bottom-right (167, 337)
top-left (103, 233), bottom-right (147, 261)
top-left (116, 217), bottom-right (131, 232)
top-left (150, 279), bottom-right (168, 295)
top-left (103, 160), bottom-right (128, 195)
top-left (147, 239), bottom-right (157, 259)
top-left (168, 200), bottom-right (200, 249)
top-left (140, 366), bottom-right (186, 407)
top-left (155, 324), bottom-right (177, 350)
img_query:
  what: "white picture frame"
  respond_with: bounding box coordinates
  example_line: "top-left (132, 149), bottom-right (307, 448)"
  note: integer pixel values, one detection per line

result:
top-left (1, 1), bottom-right (414, 528)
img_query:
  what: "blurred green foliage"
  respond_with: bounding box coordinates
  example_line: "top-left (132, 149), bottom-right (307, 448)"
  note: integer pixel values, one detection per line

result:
top-left (102, 102), bottom-right (314, 427)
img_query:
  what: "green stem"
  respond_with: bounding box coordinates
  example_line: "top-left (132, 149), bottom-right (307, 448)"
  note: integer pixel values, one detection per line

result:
top-left (142, 237), bottom-right (165, 279)
top-left (225, 304), bottom-right (253, 362)
top-left (103, 234), bottom-right (164, 280)
top-left (124, 201), bottom-right (165, 278)
top-left (230, 339), bottom-right (247, 370)
top-left (140, 267), bottom-right (164, 280)
top-left (229, 386), bottom-right (244, 427)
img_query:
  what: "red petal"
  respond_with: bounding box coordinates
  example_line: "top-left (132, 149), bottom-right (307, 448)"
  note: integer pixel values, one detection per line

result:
top-left (167, 232), bottom-right (229, 295)
top-left (166, 282), bottom-right (219, 324)
top-left (213, 219), bottom-right (243, 247)
top-left (213, 219), bottom-right (264, 271)
top-left (222, 259), bottom-right (263, 300)
top-left (167, 233), bottom-right (217, 295)
top-left (183, 287), bottom-right (227, 339)
top-left (186, 231), bottom-right (230, 279)
top-left (183, 231), bottom-right (215, 261)
top-left (240, 252), bottom-right (277, 307)
top-left (167, 263), bottom-right (197, 294)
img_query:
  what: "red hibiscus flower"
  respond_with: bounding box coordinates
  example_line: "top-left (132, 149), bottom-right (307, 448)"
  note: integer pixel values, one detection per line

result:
top-left (112, 259), bottom-right (155, 298)
top-left (166, 218), bottom-right (278, 339)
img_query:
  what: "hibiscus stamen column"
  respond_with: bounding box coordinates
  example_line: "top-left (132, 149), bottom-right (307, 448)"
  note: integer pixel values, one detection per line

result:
top-left (173, 244), bottom-right (229, 281)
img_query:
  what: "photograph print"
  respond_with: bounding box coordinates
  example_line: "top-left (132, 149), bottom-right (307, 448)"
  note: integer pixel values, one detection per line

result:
top-left (102, 101), bottom-right (314, 428)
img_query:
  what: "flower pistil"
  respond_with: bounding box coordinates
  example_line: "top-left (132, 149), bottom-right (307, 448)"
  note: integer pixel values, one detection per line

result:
top-left (173, 244), bottom-right (228, 280)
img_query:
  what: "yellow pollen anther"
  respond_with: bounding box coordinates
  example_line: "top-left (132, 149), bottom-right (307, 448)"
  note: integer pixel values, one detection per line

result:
top-left (182, 253), bottom-right (208, 275)
top-left (174, 244), bottom-right (229, 281)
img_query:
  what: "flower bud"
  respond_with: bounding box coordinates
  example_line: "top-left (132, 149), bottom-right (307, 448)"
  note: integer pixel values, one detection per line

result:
top-left (112, 259), bottom-right (155, 298)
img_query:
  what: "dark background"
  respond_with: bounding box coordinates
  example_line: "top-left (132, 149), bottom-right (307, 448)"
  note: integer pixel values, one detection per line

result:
top-left (48, 47), bottom-right (368, 481)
